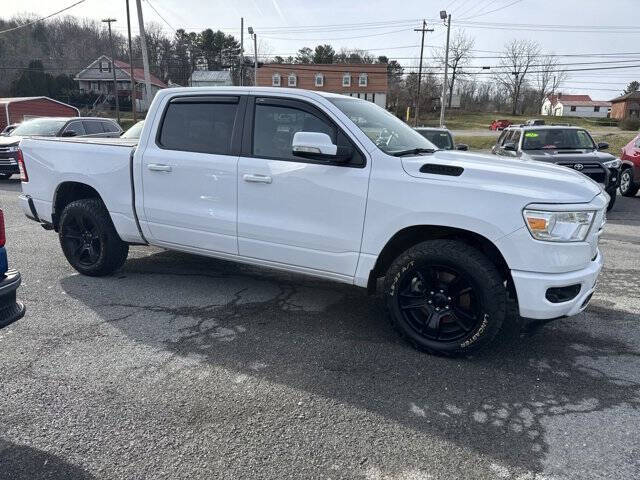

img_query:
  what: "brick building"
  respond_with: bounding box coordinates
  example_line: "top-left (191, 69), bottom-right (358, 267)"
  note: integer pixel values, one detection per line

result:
top-left (609, 91), bottom-right (640, 120)
top-left (256, 63), bottom-right (388, 107)
top-left (0, 97), bottom-right (79, 132)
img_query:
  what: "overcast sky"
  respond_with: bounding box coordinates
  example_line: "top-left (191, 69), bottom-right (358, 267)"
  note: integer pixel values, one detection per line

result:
top-left (4, 0), bottom-right (640, 99)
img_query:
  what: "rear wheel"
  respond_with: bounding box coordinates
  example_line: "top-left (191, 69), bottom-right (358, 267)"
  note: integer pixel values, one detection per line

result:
top-left (619, 168), bottom-right (639, 197)
top-left (384, 239), bottom-right (507, 356)
top-left (59, 199), bottom-right (129, 276)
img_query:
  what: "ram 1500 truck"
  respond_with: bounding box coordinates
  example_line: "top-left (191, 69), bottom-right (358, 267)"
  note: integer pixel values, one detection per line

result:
top-left (18, 87), bottom-right (607, 355)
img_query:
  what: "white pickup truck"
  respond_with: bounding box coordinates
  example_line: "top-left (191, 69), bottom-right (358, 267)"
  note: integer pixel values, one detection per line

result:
top-left (18, 87), bottom-right (607, 355)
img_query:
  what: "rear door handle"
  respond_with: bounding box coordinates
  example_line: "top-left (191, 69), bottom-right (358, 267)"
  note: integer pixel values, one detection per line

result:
top-left (243, 174), bottom-right (272, 184)
top-left (147, 163), bottom-right (172, 172)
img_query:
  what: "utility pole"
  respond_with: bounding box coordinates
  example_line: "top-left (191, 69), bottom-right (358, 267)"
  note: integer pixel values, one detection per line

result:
top-left (136, 0), bottom-right (153, 111)
top-left (248, 26), bottom-right (257, 86)
top-left (439, 10), bottom-right (452, 128)
top-left (414, 20), bottom-right (433, 126)
top-left (240, 17), bottom-right (244, 86)
top-left (125, 0), bottom-right (137, 122)
top-left (102, 18), bottom-right (120, 124)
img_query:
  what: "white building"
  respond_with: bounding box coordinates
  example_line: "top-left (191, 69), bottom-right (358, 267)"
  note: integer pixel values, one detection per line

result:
top-left (541, 93), bottom-right (611, 118)
top-left (189, 71), bottom-right (233, 87)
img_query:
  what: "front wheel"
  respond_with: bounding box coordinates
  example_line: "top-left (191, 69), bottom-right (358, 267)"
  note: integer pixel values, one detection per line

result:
top-left (59, 199), bottom-right (129, 276)
top-left (384, 239), bottom-right (507, 356)
top-left (619, 168), bottom-right (639, 197)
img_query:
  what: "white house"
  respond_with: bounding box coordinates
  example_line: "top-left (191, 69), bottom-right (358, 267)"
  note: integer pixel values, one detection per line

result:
top-left (541, 93), bottom-right (611, 118)
top-left (188, 70), bottom-right (233, 87)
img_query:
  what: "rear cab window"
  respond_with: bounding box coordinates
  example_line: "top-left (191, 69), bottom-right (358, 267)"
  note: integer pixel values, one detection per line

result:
top-left (64, 120), bottom-right (86, 136)
top-left (101, 121), bottom-right (121, 133)
top-left (83, 121), bottom-right (104, 135)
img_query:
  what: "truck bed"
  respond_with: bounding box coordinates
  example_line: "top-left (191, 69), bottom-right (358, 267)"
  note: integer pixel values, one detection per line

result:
top-left (19, 136), bottom-right (143, 243)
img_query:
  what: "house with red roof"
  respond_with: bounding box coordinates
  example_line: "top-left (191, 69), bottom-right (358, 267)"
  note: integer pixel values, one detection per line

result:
top-left (74, 55), bottom-right (168, 111)
top-left (541, 93), bottom-right (611, 118)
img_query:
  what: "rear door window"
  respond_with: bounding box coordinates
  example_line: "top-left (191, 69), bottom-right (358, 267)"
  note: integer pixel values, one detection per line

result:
top-left (83, 121), bottom-right (104, 135)
top-left (101, 121), bottom-right (120, 133)
top-left (158, 98), bottom-right (239, 155)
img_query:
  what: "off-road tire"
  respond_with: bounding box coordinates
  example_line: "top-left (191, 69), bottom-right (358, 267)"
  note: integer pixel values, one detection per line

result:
top-left (59, 199), bottom-right (129, 276)
top-left (384, 239), bottom-right (507, 356)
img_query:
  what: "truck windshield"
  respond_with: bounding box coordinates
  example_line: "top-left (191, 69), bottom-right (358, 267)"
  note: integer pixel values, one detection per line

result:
top-left (10, 119), bottom-right (68, 137)
top-left (416, 130), bottom-right (453, 150)
top-left (328, 97), bottom-right (436, 155)
top-left (521, 128), bottom-right (596, 150)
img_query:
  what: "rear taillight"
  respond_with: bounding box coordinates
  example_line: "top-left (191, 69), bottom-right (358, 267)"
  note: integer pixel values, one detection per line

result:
top-left (17, 149), bottom-right (28, 182)
top-left (0, 210), bottom-right (5, 247)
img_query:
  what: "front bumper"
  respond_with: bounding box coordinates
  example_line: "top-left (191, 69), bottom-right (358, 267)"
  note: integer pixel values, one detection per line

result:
top-left (511, 250), bottom-right (602, 320)
top-left (0, 269), bottom-right (25, 327)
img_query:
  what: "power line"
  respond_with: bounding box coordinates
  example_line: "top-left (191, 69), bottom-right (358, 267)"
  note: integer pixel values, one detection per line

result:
top-left (459, 0), bottom-right (525, 21)
top-left (144, 0), bottom-right (177, 34)
top-left (0, 0), bottom-right (86, 35)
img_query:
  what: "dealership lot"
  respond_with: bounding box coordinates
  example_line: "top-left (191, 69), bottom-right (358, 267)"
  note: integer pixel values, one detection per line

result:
top-left (0, 178), bottom-right (639, 479)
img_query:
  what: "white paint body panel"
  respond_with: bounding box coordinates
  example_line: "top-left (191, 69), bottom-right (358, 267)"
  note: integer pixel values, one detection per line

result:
top-left (19, 86), bottom-right (607, 320)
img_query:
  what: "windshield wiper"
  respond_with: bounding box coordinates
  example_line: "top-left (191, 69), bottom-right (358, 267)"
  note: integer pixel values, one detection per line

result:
top-left (391, 147), bottom-right (436, 157)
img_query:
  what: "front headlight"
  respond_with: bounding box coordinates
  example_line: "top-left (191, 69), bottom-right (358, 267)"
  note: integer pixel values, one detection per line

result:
top-left (523, 209), bottom-right (595, 242)
top-left (603, 158), bottom-right (621, 169)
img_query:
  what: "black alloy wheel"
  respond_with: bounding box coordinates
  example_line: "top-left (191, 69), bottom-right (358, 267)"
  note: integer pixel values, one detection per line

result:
top-left (61, 211), bottom-right (102, 267)
top-left (396, 264), bottom-right (482, 343)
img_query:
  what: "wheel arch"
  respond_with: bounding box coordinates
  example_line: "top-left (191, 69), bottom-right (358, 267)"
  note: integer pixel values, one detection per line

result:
top-left (52, 181), bottom-right (103, 230)
top-left (367, 225), bottom-right (515, 298)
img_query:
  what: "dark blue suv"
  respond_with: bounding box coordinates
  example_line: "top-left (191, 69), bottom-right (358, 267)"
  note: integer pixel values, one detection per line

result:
top-left (0, 209), bottom-right (24, 327)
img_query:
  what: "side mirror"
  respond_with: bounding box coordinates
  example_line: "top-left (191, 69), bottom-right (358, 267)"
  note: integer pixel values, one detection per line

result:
top-left (456, 143), bottom-right (469, 151)
top-left (61, 130), bottom-right (77, 137)
top-left (597, 142), bottom-right (609, 151)
top-left (503, 142), bottom-right (517, 152)
top-left (292, 131), bottom-right (343, 161)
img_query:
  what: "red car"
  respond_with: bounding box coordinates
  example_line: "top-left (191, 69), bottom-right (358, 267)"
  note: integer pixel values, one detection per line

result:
top-left (620, 133), bottom-right (640, 197)
top-left (490, 119), bottom-right (511, 131)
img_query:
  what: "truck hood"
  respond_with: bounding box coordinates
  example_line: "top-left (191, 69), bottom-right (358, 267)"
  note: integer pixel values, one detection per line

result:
top-left (523, 149), bottom-right (616, 164)
top-left (401, 150), bottom-right (602, 204)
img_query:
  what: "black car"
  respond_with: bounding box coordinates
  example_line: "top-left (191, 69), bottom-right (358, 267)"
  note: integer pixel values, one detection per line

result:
top-left (0, 117), bottom-right (122, 179)
top-left (414, 127), bottom-right (468, 151)
top-left (491, 126), bottom-right (621, 210)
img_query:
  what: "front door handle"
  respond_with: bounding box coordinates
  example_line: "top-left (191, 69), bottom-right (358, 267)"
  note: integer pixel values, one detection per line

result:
top-left (147, 163), bottom-right (172, 172)
top-left (243, 174), bottom-right (272, 184)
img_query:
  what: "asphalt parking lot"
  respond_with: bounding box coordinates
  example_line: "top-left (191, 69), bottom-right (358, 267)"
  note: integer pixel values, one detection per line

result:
top-left (1, 177), bottom-right (639, 480)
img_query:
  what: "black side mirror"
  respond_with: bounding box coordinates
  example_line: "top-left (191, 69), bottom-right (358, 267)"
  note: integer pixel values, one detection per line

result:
top-left (456, 143), bottom-right (469, 151)
top-left (503, 142), bottom-right (517, 152)
top-left (61, 130), bottom-right (77, 137)
top-left (597, 142), bottom-right (609, 150)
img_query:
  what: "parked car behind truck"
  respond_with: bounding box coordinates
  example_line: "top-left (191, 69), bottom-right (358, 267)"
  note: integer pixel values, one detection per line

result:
top-left (0, 117), bottom-right (122, 179)
top-left (0, 209), bottom-right (25, 327)
top-left (18, 87), bottom-right (606, 356)
top-left (414, 127), bottom-right (468, 151)
top-left (619, 132), bottom-right (640, 197)
top-left (491, 125), bottom-right (620, 210)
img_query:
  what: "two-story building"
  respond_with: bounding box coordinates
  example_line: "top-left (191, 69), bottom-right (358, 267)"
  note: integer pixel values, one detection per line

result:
top-left (541, 93), bottom-right (611, 118)
top-left (74, 55), bottom-right (167, 110)
top-left (256, 63), bottom-right (388, 107)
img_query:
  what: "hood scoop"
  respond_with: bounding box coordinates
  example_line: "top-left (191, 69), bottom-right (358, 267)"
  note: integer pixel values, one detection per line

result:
top-left (556, 150), bottom-right (584, 154)
top-left (419, 163), bottom-right (464, 176)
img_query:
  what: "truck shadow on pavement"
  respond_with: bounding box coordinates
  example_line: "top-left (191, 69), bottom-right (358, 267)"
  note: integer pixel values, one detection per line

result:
top-left (60, 249), bottom-right (640, 476)
top-left (0, 439), bottom-right (95, 480)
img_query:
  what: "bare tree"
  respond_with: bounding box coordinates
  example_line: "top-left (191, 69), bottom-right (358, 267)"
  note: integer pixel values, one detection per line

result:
top-left (493, 39), bottom-right (540, 115)
top-left (535, 54), bottom-right (566, 114)
top-left (434, 30), bottom-right (475, 108)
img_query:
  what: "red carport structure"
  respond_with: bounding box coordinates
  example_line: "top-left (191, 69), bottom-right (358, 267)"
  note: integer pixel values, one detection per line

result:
top-left (0, 97), bottom-right (80, 132)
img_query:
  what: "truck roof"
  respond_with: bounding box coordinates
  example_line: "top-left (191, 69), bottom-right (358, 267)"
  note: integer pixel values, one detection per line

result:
top-left (506, 125), bottom-right (584, 131)
top-left (160, 86), bottom-right (355, 101)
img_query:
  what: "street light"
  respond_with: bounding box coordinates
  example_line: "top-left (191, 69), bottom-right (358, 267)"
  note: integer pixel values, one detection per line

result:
top-left (248, 27), bottom-right (257, 86)
top-left (439, 9), bottom-right (452, 127)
